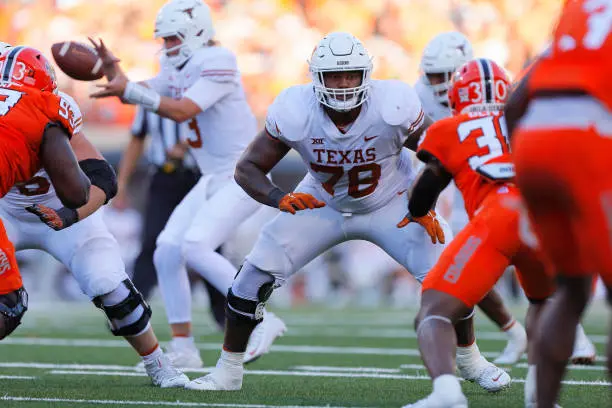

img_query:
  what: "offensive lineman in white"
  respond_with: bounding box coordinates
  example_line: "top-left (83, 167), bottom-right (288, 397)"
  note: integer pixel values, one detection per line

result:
top-left (184, 31), bottom-right (509, 392)
top-left (90, 0), bottom-right (286, 368)
top-left (0, 41), bottom-right (188, 388)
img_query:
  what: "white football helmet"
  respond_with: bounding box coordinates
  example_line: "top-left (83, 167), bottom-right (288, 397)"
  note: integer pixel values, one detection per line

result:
top-left (308, 32), bottom-right (373, 112)
top-left (154, 0), bottom-right (215, 67)
top-left (420, 31), bottom-right (473, 105)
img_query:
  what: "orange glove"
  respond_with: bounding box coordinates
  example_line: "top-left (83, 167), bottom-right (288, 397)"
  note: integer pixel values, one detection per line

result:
top-left (278, 192), bottom-right (326, 214)
top-left (397, 210), bottom-right (445, 244)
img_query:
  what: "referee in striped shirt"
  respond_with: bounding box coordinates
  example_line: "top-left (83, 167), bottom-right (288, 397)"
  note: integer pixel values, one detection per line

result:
top-left (114, 106), bottom-right (225, 327)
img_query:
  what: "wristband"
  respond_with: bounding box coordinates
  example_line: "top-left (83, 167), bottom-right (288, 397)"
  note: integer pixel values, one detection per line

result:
top-left (123, 82), bottom-right (161, 111)
top-left (268, 187), bottom-right (286, 207)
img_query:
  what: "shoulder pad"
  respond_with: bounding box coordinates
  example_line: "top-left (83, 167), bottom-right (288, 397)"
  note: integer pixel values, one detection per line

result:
top-left (373, 80), bottom-right (421, 126)
top-left (194, 46), bottom-right (237, 72)
top-left (269, 85), bottom-right (315, 142)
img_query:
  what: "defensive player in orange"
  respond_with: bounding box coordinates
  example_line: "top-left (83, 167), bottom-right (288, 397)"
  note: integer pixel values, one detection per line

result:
top-left (0, 46), bottom-right (90, 339)
top-left (402, 58), bottom-right (555, 407)
top-left (507, 1), bottom-right (612, 406)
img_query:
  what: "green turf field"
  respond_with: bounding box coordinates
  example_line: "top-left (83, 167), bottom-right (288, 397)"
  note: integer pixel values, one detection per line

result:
top-left (1, 300), bottom-right (610, 407)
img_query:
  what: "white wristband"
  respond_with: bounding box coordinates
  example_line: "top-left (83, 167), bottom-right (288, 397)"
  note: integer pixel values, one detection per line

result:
top-left (122, 82), bottom-right (161, 111)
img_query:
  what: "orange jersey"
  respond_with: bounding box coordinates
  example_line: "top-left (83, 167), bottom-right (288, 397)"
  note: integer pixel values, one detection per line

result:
top-left (528, 0), bottom-right (612, 109)
top-left (0, 84), bottom-right (80, 197)
top-left (417, 111), bottom-right (512, 218)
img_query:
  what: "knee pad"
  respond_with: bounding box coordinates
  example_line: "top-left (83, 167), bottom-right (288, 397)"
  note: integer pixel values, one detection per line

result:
top-left (0, 287), bottom-right (28, 340)
top-left (93, 279), bottom-right (152, 337)
top-left (226, 263), bottom-right (275, 325)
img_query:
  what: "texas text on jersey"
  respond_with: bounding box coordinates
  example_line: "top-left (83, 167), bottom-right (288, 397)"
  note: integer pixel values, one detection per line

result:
top-left (265, 79), bottom-right (424, 214)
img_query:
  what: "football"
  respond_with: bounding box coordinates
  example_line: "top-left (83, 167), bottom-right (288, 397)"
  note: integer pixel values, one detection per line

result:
top-left (51, 41), bottom-right (104, 81)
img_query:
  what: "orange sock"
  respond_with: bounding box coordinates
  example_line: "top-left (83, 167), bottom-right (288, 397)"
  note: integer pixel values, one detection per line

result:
top-left (140, 342), bottom-right (160, 357)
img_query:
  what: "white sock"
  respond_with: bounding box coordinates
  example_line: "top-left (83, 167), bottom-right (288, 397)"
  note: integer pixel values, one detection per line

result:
top-left (154, 243), bottom-right (192, 324)
top-left (172, 336), bottom-right (196, 349)
top-left (524, 364), bottom-right (537, 405)
top-left (219, 350), bottom-right (244, 369)
top-left (575, 323), bottom-right (588, 343)
top-left (184, 244), bottom-right (235, 294)
top-left (432, 374), bottom-right (462, 396)
top-left (505, 320), bottom-right (526, 340)
top-left (142, 345), bottom-right (163, 363)
top-left (457, 342), bottom-right (482, 365)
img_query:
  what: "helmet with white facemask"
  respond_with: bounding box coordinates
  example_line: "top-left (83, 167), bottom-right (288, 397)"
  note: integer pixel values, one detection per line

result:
top-left (309, 32), bottom-right (373, 112)
top-left (154, 0), bottom-right (215, 68)
top-left (420, 31), bottom-right (473, 105)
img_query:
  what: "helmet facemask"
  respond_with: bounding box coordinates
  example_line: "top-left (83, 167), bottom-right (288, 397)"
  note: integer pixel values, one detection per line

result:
top-left (313, 68), bottom-right (370, 112)
top-left (422, 71), bottom-right (453, 106)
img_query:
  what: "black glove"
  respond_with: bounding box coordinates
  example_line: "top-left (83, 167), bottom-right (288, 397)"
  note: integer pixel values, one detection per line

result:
top-left (25, 204), bottom-right (79, 231)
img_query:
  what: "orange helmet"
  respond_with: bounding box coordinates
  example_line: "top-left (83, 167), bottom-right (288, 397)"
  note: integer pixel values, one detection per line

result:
top-left (448, 58), bottom-right (510, 115)
top-left (0, 46), bottom-right (57, 94)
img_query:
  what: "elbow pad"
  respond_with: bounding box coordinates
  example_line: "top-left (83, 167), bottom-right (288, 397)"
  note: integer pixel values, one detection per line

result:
top-left (78, 159), bottom-right (118, 204)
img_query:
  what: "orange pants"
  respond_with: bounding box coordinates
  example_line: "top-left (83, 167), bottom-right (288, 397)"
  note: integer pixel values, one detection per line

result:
top-left (513, 126), bottom-right (612, 287)
top-left (0, 219), bottom-right (21, 295)
top-left (422, 187), bottom-right (554, 307)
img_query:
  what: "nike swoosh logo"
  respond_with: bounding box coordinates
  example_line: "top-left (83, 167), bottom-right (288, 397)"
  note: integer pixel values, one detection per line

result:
top-left (397, 189), bottom-right (407, 195)
top-left (364, 136), bottom-right (378, 142)
top-left (492, 373), bottom-right (503, 382)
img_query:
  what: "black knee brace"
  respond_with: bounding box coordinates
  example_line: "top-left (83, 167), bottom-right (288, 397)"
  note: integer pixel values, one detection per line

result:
top-left (0, 286), bottom-right (28, 340)
top-left (226, 282), bottom-right (274, 326)
top-left (93, 280), bottom-right (152, 337)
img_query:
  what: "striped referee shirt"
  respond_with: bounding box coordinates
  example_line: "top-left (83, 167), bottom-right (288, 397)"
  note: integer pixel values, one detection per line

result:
top-left (131, 106), bottom-right (197, 169)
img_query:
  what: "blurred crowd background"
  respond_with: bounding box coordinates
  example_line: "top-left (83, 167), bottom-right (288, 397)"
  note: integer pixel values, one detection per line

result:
top-left (1, 0), bottom-right (560, 127)
top-left (2, 0), bottom-right (580, 310)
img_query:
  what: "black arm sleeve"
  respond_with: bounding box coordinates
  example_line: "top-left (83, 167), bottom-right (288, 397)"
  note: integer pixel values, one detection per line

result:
top-left (78, 159), bottom-right (118, 204)
top-left (408, 154), bottom-right (453, 218)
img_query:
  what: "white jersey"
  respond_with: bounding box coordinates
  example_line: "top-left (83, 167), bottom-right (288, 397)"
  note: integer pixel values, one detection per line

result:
top-left (1, 91), bottom-right (83, 218)
top-left (148, 46), bottom-right (256, 175)
top-left (265, 80), bottom-right (425, 214)
top-left (414, 77), bottom-right (451, 122)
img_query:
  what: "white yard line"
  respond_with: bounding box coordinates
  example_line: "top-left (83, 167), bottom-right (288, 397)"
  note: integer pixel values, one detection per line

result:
top-left (45, 369), bottom-right (612, 386)
top-left (0, 396), bottom-right (364, 408)
top-left (0, 375), bottom-right (36, 379)
top-left (1, 361), bottom-right (608, 385)
top-left (293, 366), bottom-right (402, 373)
top-left (286, 327), bottom-right (606, 343)
top-left (5, 361), bottom-right (606, 376)
top-left (3, 337), bottom-right (607, 362)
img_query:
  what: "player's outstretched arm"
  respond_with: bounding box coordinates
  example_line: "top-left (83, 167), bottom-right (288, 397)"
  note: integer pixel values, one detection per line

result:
top-left (27, 132), bottom-right (118, 230)
top-left (90, 77), bottom-right (201, 122)
top-left (235, 129), bottom-right (325, 214)
top-left (403, 115), bottom-right (433, 151)
top-left (235, 129), bottom-right (291, 207)
top-left (40, 125), bottom-right (91, 209)
top-left (397, 154), bottom-right (451, 244)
